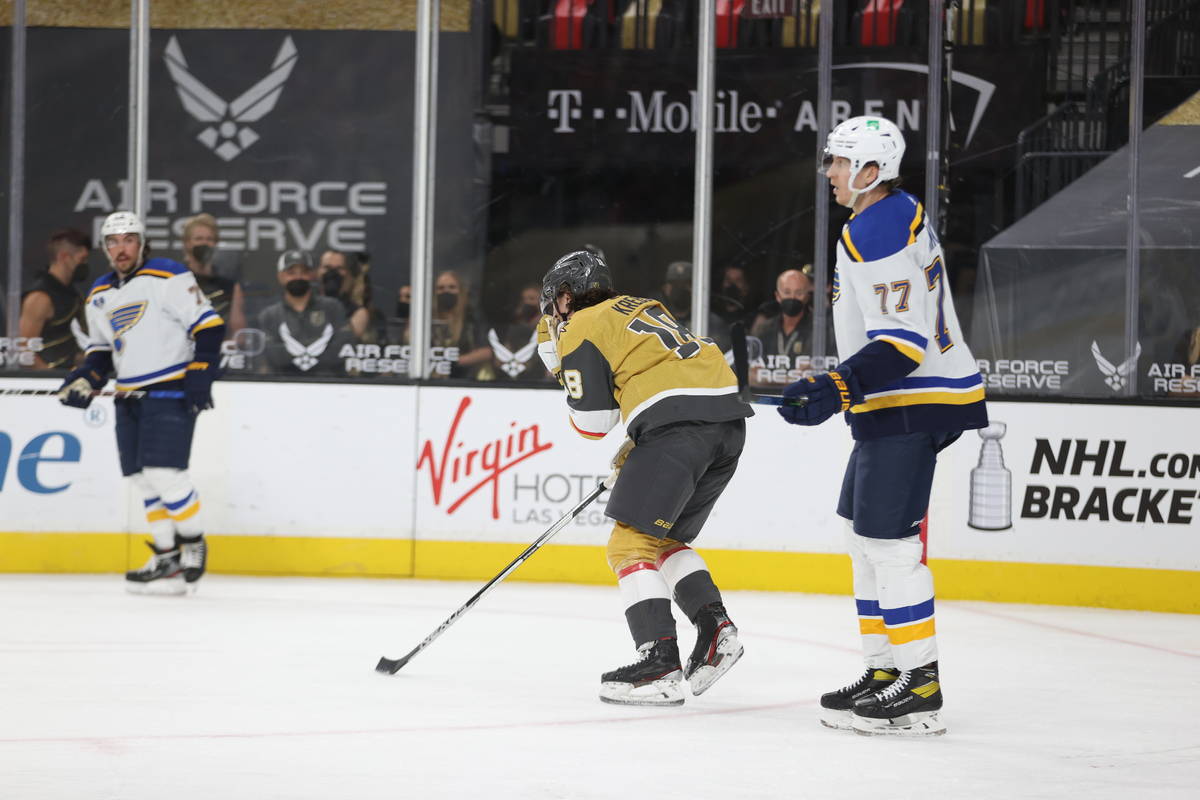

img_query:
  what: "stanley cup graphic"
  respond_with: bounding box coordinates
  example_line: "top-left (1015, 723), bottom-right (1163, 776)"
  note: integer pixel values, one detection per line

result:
top-left (968, 421), bottom-right (1012, 531)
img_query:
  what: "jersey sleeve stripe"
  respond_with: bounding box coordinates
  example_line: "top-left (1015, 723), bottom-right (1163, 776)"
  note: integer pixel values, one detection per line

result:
top-left (188, 310), bottom-right (224, 335)
top-left (139, 269), bottom-right (179, 279)
top-left (874, 335), bottom-right (925, 364)
top-left (569, 409), bottom-right (619, 439)
top-left (906, 202), bottom-right (925, 245)
top-left (841, 228), bottom-right (865, 263)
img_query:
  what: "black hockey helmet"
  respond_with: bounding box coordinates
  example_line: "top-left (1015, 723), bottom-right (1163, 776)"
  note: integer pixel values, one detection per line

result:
top-left (539, 249), bottom-right (613, 316)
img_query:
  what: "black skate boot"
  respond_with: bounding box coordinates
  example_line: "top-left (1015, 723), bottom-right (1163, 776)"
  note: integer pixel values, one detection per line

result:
top-left (599, 637), bottom-right (685, 706)
top-left (177, 534), bottom-right (207, 587)
top-left (685, 602), bottom-right (744, 696)
top-left (125, 541), bottom-right (185, 596)
top-left (851, 661), bottom-right (945, 736)
top-left (819, 667), bottom-right (900, 730)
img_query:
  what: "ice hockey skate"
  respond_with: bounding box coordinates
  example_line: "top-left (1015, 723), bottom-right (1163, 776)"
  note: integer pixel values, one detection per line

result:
top-left (818, 667), bottom-right (900, 730)
top-left (125, 541), bottom-right (186, 596)
top-left (851, 662), bottom-right (946, 736)
top-left (177, 534), bottom-right (207, 589)
top-left (684, 602), bottom-right (744, 695)
top-left (599, 638), bottom-right (685, 706)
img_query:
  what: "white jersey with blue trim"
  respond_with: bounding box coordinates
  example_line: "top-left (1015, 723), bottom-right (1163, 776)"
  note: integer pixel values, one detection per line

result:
top-left (83, 258), bottom-right (225, 390)
top-left (833, 190), bottom-right (987, 439)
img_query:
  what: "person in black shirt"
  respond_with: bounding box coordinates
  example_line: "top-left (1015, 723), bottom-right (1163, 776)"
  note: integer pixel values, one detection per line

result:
top-left (258, 250), bottom-right (349, 375)
top-left (182, 214), bottom-right (246, 337)
top-left (19, 228), bottom-right (91, 369)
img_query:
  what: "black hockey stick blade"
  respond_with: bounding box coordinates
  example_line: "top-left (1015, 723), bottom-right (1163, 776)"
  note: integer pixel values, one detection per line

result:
top-left (376, 653), bottom-right (413, 675)
top-left (730, 321), bottom-right (752, 403)
top-left (751, 393), bottom-right (809, 407)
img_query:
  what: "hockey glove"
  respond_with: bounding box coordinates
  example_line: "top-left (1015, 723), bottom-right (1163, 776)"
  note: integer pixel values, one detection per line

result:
top-left (777, 366), bottom-right (863, 426)
top-left (56, 366), bottom-right (107, 409)
top-left (536, 315), bottom-right (565, 383)
top-left (184, 361), bottom-right (219, 414)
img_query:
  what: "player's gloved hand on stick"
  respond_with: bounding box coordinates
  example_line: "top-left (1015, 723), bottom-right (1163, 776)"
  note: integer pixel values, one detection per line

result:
top-left (184, 361), bottom-right (219, 414)
top-left (604, 435), bottom-right (635, 488)
top-left (778, 365), bottom-right (863, 426)
top-left (536, 315), bottom-right (566, 383)
top-left (56, 366), bottom-right (107, 409)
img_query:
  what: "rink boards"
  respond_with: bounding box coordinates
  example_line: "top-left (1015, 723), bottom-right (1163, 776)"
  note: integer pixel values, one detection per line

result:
top-left (1, 379), bottom-right (1197, 613)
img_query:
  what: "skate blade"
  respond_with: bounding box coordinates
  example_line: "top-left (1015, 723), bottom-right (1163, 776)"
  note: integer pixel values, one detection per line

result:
top-left (599, 679), bottom-right (685, 707)
top-left (819, 709), bottom-right (854, 731)
top-left (125, 577), bottom-right (186, 596)
top-left (851, 711), bottom-right (946, 737)
top-left (687, 634), bottom-right (744, 696)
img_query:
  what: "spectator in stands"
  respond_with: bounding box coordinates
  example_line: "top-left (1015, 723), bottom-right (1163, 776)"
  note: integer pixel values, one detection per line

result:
top-left (318, 248), bottom-right (372, 340)
top-left (712, 264), bottom-right (757, 327)
top-left (660, 260), bottom-right (731, 352)
top-left (18, 228), bottom-right (92, 369)
top-left (750, 268), bottom-right (815, 385)
top-left (487, 283), bottom-right (550, 382)
top-left (258, 250), bottom-right (349, 375)
top-left (431, 269), bottom-right (492, 380)
top-left (182, 214), bottom-right (246, 337)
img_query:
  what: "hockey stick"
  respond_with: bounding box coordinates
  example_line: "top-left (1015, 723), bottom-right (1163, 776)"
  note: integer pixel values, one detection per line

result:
top-left (729, 322), bottom-right (807, 407)
top-left (0, 388), bottom-right (184, 399)
top-left (376, 476), bottom-right (612, 675)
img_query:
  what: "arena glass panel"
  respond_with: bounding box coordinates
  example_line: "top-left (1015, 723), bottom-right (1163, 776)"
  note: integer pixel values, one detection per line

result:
top-left (141, 5), bottom-right (418, 382)
top-left (3, 3), bottom-right (130, 376)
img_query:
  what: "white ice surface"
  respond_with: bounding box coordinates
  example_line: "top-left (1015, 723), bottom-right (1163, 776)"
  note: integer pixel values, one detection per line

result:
top-left (1, 575), bottom-right (1197, 799)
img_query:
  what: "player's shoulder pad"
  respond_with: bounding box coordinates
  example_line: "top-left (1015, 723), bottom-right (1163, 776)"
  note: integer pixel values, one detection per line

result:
top-left (843, 191), bottom-right (924, 263)
top-left (87, 271), bottom-right (117, 299)
top-left (140, 258), bottom-right (191, 278)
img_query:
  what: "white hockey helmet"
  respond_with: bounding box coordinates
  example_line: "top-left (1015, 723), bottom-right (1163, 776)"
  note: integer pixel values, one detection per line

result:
top-left (100, 211), bottom-right (147, 267)
top-left (823, 116), bottom-right (906, 204)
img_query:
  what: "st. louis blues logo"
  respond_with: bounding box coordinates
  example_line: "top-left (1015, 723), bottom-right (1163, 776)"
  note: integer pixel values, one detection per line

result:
top-left (163, 35), bottom-right (298, 162)
top-left (108, 302), bottom-right (148, 352)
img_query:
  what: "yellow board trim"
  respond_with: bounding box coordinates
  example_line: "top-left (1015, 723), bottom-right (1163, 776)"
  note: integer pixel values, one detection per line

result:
top-left (0, 534), bottom-right (1196, 613)
top-left (887, 618), bottom-right (936, 645)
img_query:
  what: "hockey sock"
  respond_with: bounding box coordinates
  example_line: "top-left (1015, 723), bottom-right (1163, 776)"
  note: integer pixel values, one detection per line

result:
top-left (129, 472), bottom-right (176, 550)
top-left (860, 532), bottom-right (938, 670)
top-left (656, 542), bottom-right (721, 621)
top-left (844, 523), bottom-right (896, 669)
top-left (143, 467), bottom-right (204, 539)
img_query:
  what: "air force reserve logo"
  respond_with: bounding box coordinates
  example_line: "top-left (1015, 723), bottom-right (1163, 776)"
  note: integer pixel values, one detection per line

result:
top-left (163, 35), bottom-right (299, 162)
top-left (1091, 340), bottom-right (1142, 392)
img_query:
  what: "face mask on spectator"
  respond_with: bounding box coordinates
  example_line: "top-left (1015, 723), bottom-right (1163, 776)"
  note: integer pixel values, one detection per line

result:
top-left (285, 278), bottom-right (311, 297)
top-left (721, 285), bottom-right (744, 308)
top-left (322, 270), bottom-right (343, 296)
top-left (396, 301), bottom-right (411, 318)
top-left (519, 302), bottom-right (539, 321)
top-left (780, 297), bottom-right (808, 316)
top-left (436, 291), bottom-right (458, 312)
top-left (72, 261), bottom-right (90, 283)
top-left (190, 244), bottom-right (214, 265)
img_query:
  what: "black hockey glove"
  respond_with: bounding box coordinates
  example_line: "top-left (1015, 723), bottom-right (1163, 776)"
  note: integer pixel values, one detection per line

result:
top-left (183, 361), bottom-right (220, 414)
top-left (777, 365), bottom-right (863, 426)
top-left (56, 365), bottom-right (108, 409)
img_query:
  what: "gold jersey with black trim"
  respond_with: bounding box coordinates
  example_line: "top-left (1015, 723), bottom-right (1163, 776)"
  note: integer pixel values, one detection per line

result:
top-left (557, 295), bottom-right (752, 440)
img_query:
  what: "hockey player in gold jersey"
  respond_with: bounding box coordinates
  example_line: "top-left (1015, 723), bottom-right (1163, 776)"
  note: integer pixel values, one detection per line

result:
top-left (537, 250), bottom-right (752, 706)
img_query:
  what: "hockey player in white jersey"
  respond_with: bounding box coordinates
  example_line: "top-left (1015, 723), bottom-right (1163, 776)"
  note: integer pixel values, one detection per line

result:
top-left (57, 211), bottom-right (225, 595)
top-left (777, 117), bottom-right (987, 736)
